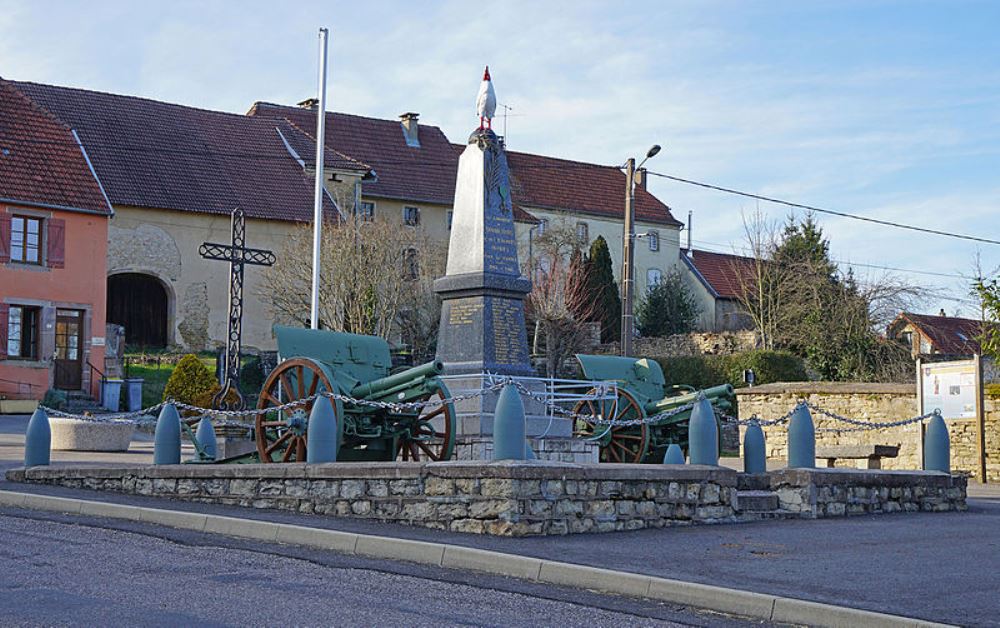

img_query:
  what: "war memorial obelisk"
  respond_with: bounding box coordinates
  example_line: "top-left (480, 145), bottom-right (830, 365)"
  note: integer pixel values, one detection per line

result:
top-left (434, 69), bottom-right (571, 442)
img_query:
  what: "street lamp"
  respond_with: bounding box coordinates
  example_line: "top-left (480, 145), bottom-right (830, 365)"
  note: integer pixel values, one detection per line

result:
top-left (620, 144), bottom-right (661, 357)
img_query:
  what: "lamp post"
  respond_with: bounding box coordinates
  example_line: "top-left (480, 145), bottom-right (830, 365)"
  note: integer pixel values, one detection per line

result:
top-left (620, 144), bottom-right (661, 357)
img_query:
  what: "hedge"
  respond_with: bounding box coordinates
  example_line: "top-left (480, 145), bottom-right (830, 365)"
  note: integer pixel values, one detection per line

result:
top-left (654, 350), bottom-right (808, 390)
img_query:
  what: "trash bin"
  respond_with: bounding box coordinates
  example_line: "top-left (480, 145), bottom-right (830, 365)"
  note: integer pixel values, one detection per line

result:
top-left (102, 378), bottom-right (123, 412)
top-left (125, 378), bottom-right (144, 412)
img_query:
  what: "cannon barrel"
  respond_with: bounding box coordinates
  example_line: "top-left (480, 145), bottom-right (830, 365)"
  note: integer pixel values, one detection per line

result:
top-left (645, 383), bottom-right (735, 415)
top-left (350, 360), bottom-right (444, 400)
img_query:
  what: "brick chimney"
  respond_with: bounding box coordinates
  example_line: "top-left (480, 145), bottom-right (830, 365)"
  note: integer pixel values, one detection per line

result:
top-left (399, 112), bottom-right (420, 147)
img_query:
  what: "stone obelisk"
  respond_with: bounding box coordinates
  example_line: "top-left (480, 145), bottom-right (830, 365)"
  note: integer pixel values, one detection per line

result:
top-left (434, 71), bottom-right (570, 443)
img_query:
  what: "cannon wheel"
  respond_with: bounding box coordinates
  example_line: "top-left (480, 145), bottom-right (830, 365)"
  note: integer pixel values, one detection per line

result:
top-left (255, 358), bottom-right (338, 463)
top-left (572, 388), bottom-right (650, 463)
top-left (395, 384), bottom-right (456, 461)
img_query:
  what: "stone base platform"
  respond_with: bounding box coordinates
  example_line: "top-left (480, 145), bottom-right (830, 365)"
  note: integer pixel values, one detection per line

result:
top-left (5, 462), bottom-right (967, 536)
top-left (49, 418), bottom-right (134, 452)
top-left (454, 436), bottom-right (598, 464)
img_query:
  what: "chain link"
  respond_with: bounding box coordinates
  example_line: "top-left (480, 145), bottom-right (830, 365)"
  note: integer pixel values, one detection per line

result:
top-left (38, 382), bottom-right (942, 434)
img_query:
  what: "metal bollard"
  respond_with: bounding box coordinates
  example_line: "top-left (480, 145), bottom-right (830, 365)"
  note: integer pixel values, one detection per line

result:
top-left (153, 403), bottom-right (181, 465)
top-left (306, 396), bottom-right (338, 463)
top-left (688, 395), bottom-right (719, 466)
top-left (493, 384), bottom-right (526, 461)
top-left (195, 416), bottom-right (218, 461)
top-left (743, 421), bottom-right (766, 474)
top-left (787, 404), bottom-right (816, 469)
top-left (663, 443), bottom-right (685, 464)
top-left (923, 412), bottom-right (950, 473)
top-left (24, 407), bottom-right (51, 467)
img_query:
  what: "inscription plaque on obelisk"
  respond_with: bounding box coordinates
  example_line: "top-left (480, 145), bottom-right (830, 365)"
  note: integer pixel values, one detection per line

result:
top-left (434, 69), bottom-right (569, 439)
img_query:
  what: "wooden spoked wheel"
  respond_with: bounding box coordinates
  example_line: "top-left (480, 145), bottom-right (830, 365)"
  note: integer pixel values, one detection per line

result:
top-left (573, 388), bottom-right (650, 463)
top-left (255, 358), bottom-right (337, 463)
top-left (395, 386), bottom-right (456, 461)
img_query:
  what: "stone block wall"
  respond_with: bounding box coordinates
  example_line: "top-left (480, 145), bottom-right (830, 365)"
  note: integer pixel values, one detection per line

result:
top-left (8, 462), bottom-right (738, 536)
top-left (454, 437), bottom-right (599, 464)
top-left (768, 468), bottom-right (967, 517)
top-left (737, 383), bottom-right (1000, 482)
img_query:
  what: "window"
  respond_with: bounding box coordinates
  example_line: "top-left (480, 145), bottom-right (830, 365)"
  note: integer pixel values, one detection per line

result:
top-left (357, 201), bottom-right (376, 221)
top-left (576, 222), bottom-right (589, 245)
top-left (11, 216), bottom-right (42, 264)
top-left (6, 305), bottom-right (40, 359)
top-left (647, 230), bottom-right (660, 252)
top-left (403, 206), bottom-right (420, 226)
top-left (447, 210), bottom-right (454, 230)
top-left (403, 248), bottom-right (419, 280)
top-left (646, 268), bottom-right (662, 288)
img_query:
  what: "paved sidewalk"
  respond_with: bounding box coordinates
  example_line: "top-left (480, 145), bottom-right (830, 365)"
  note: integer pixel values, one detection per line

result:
top-left (3, 414), bottom-right (998, 625)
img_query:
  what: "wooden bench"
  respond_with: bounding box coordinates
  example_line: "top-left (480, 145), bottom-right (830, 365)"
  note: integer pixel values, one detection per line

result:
top-left (815, 445), bottom-right (900, 470)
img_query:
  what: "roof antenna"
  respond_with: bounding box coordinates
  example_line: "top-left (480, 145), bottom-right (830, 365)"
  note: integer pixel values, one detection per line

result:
top-left (499, 103), bottom-right (513, 146)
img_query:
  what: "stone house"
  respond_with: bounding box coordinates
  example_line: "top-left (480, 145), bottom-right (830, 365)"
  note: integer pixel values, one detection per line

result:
top-left (679, 248), bottom-right (755, 332)
top-left (0, 80), bottom-right (112, 401)
top-left (5, 78), bottom-right (688, 353)
top-left (887, 311), bottom-right (992, 358)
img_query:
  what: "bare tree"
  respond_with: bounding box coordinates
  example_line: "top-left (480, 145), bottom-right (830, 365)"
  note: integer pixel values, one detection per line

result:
top-left (731, 209), bottom-right (794, 350)
top-left (526, 221), bottom-right (597, 377)
top-left (258, 214), bottom-right (445, 354)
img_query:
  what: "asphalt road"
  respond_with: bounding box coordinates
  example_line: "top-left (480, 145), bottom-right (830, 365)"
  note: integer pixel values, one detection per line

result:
top-left (0, 508), bottom-right (765, 627)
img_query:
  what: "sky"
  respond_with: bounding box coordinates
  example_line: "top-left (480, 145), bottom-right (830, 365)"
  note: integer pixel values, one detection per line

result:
top-left (2, 0), bottom-right (998, 316)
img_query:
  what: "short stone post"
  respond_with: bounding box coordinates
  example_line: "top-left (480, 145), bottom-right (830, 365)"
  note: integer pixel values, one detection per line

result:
top-left (24, 407), bottom-right (51, 467)
top-left (663, 443), bottom-right (685, 464)
top-left (306, 396), bottom-right (338, 463)
top-left (787, 404), bottom-right (815, 469)
top-left (688, 395), bottom-right (719, 466)
top-left (195, 416), bottom-right (218, 461)
top-left (153, 403), bottom-right (181, 465)
top-left (923, 412), bottom-right (950, 473)
top-left (493, 384), bottom-right (526, 461)
top-left (743, 421), bottom-right (767, 474)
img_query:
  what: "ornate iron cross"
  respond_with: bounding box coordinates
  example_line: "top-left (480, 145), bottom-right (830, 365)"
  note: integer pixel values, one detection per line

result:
top-left (199, 208), bottom-right (275, 411)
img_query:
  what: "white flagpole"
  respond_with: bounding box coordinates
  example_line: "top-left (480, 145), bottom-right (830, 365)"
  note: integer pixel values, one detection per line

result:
top-left (310, 27), bottom-right (329, 329)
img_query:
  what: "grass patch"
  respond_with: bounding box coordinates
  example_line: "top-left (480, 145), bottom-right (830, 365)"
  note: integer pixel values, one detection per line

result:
top-left (125, 354), bottom-right (216, 409)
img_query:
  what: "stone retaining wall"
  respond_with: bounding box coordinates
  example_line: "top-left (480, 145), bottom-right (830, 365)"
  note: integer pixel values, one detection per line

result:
top-left (454, 437), bottom-right (599, 464)
top-left (7, 462), bottom-right (738, 536)
top-left (737, 383), bottom-right (1000, 482)
top-left (767, 469), bottom-right (966, 517)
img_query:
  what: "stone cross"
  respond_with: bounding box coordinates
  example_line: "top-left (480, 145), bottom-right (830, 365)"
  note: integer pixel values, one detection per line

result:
top-left (199, 207), bottom-right (275, 410)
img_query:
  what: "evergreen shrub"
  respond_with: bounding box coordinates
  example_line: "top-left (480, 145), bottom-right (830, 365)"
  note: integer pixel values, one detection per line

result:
top-left (655, 350), bottom-right (807, 390)
top-left (162, 354), bottom-right (217, 406)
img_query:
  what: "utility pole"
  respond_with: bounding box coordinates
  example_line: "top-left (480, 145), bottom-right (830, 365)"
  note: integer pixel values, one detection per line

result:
top-left (620, 157), bottom-right (636, 356)
top-left (310, 27), bottom-right (329, 330)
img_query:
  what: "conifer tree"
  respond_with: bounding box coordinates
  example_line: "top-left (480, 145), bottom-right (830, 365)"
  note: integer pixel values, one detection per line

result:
top-left (585, 236), bottom-right (622, 343)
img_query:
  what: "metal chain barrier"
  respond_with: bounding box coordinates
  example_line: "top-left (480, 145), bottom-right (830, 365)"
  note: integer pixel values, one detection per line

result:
top-left (37, 382), bottom-right (941, 434)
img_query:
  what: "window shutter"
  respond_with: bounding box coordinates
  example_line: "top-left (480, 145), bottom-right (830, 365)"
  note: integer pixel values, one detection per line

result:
top-left (0, 303), bottom-right (8, 360)
top-left (47, 218), bottom-right (65, 269)
top-left (0, 213), bottom-right (10, 264)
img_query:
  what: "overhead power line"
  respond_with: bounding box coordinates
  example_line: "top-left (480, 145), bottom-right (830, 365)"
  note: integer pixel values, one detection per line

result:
top-left (648, 171), bottom-right (1000, 246)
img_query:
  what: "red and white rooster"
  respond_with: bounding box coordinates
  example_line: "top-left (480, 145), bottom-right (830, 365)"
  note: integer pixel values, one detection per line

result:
top-left (476, 66), bottom-right (496, 130)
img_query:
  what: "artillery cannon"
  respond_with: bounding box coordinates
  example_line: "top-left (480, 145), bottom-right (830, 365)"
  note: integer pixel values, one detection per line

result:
top-left (249, 326), bottom-right (456, 463)
top-left (572, 354), bottom-right (735, 464)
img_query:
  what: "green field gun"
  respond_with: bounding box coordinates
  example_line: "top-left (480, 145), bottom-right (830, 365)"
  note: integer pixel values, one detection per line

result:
top-left (196, 326), bottom-right (456, 464)
top-left (572, 354), bottom-right (736, 464)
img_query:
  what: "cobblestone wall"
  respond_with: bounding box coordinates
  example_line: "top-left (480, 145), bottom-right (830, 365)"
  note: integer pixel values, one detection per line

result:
top-left (454, 437), bottom-right (599, 463)
top-left (9, 462), bottom-right (738, 536)
top-left (737, 383), bottom-right (1000, 482)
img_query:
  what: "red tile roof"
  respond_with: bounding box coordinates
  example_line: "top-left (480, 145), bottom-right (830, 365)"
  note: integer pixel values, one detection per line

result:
top-left (504, 149), bottom-right (681, 227)
top-left (0, 80), bottom-right (110, 214)
top-left (249, 103), bottom-right (458, 207)
top-left (889, 312), bottom-right (990, 356)
top-left (682, 249), bottom-right (757, 299)
top-left (11, 81), bottom-right (340, 222)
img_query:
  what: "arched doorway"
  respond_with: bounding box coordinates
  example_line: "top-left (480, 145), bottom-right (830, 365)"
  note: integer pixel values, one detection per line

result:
top-left (107, 273), bottom-right (169, 348)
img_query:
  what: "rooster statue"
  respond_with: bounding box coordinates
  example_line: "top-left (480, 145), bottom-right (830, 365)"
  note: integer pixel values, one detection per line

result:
top-left (476, 66), bottom-right (496, 130)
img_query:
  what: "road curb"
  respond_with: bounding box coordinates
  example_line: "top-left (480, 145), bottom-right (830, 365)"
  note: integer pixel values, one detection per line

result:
top-left (0, 489), bottom-right (952, 628)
